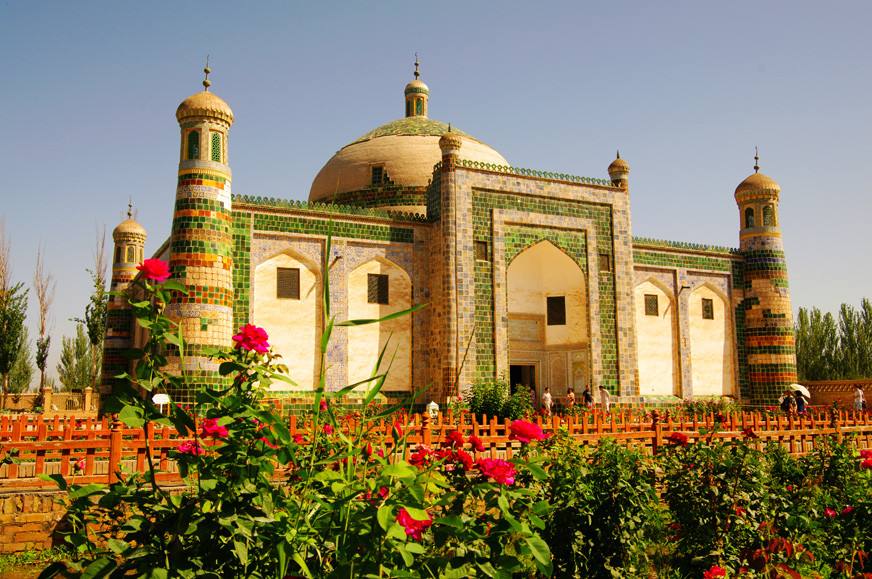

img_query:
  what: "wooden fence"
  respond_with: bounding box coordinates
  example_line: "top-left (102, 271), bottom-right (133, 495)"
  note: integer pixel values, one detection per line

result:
top-left (1, 410), bottom-right (870, 490)
top-left (0, 387), bottom-right (99, 417)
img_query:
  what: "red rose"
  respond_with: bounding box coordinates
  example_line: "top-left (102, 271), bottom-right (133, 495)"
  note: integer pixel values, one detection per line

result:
top-left (319, 398), bottom-right (328, 412)
top-left (841, 506), bottom-right (854, 516)
top-left (476, 458), bottom-right (516, 485)
top-left (409, 446), bottom-right (434, 468)
top-left (232, 324), bottom-right (270, 353)
top-left (445, 430), bottom-right (464, 448)
top-left (860, 449), bottom-right (872, 459)
top-left (509, 420), bottom-right (545, 443)
top-left (861, 458), bottom-right (872, 469)
top-left (667, 432), bottom-right (689, 446)
top-left (392, 420), bottom-right (404, 440)
top-left (293, 433), bottom-right (305, 444)
top-left (136, 259), bottom-right (171, 283)
top-left (702, 564), bottom-right (726, 579)
top-left (258, 436), bottom-right (278, 449)
top-left (322, 424), bottom-right (334, 435)
top-left (824, 507), bottom-right (837, 518)
top-left (396, 507), bottom-right (432, 541)
top-left (734, 505), bottom-right (746, 517)
top-left (469, 434), bottom-right (486, 452)
top-left (742, 427), bottom-right (758, 439)
top-left (201, 417), bottom-right (229, 439)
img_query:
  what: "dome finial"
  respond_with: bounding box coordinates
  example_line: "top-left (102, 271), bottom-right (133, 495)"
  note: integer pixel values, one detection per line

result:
top-left (414, 52), bottom-right (420, 80)
top-left (202, 55), bottom-right (212, 91)
top-left (616, 149), bottom-right (621, 159)
top-left (753, 146), bottom-right (760, 173)
top-left (127, 197), bottom-right (134, 220)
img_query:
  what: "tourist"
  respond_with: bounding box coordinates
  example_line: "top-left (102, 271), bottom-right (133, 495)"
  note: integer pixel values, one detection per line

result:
top-left (566, 390), bottom-right (576, 409)
top-left (541, 388), bottom-right (553, 417)
top-left (854, 385), bottom-right (866, 412)
top-left (599, 386), bottom-right (611, 413)
top-left (793, 390), bottom-right (807, 414)
top-left (779, 389), bottom-right (796, 415)
top-left (582, 386), bottom-right (594, 408)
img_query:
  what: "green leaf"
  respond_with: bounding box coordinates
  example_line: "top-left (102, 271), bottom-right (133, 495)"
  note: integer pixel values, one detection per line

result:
top-left (80, 557), bottom-right (116, 579)
top-left (382, 463), bottom-right (416, 479)
top-left (233, 539), bottom-right (249, 565)
top-left (397, 544), bottom-right (414, 567)
top-left (118, 405), bottom-right (145, 427)
top-left (524, 535), bottom-right (552, 575)
top-left (404, 541), bottom-right (425, 554)
top-left (69, 484), bottom-right (105, 500)
top-left (145, 570), bottom-right (168, 579)
top-left (377, 504), bottom-right (394, 531)
top-left (199, 478), bottom-right (218, 491)
top-left (400, 506), bottom-right (429, 521)
top-left (435, 515), bottom-right (464, 528)
top-left (336, 303), bottom-right (428, 326)
top-left (107, 538), bottom-right (128, 554)
top-left (160, 279), bottom-right (189, 294)
top-left (38, 473), bottom-right (67, 490)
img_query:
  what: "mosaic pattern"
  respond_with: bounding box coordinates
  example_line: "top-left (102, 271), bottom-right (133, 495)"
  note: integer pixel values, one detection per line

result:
top-left (253, 213), bottom-right (414, 244)
top-left (234, 195), bottom-right (428, 223)
top-left (471, 190), bottom-right (619, 390)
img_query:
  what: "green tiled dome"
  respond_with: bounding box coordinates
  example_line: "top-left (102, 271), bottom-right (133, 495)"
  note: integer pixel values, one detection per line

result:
top-left (348, 117), bottom-right (481, 147)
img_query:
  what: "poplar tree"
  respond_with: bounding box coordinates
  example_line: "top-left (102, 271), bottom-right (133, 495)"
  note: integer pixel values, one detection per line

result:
top-left (0, 224), bottom-right (28, 406)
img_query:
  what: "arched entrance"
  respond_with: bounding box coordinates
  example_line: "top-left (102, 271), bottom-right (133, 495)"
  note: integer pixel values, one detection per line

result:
top-left (689, 284), bottom-right (735, 396)
top-left (506, 241), bottom-right (590, 402)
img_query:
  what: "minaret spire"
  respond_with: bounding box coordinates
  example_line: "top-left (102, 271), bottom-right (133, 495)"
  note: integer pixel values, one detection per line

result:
top-left (753, 146), bottom-right (760, 173)
top-left (414, 52), bottom-right (420, 80)
top-left (127, 198), bottom-right (133, 220)
top-left (202, 55), bottom-right (212, 91)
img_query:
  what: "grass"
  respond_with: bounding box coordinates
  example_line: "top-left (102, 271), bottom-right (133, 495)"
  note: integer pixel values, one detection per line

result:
top-left (0, 547), bottom-right (70, 573)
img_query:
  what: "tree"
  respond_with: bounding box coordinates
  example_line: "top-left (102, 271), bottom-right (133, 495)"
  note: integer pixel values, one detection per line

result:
top-left (8, 328), bottom-right (34, 394)
top-left (0, 223), bottom-right (28, 406)
top-left (795, 307), bottom-right (838, 381)
top-left (73, 227), bottom-right (108, 389)
top-left (57, 324), bottom-right (92, 392)
top-left (34, 246), bottom-right (55, 389)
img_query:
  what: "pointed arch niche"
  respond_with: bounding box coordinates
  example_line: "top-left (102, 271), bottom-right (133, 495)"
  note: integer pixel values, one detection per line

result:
top-left (633, 278), bottom-right (678, 396)
top-left (688, 283), bottom-right (735, 396)
top-left (347, 258), bottom-right (412, 392)
top-left (506, 240), bottom-right (589, 397)
top-left (253, 250), bottom-right (321, 390)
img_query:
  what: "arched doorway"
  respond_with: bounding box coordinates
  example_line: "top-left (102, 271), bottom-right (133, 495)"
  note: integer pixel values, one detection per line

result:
top-left (634, 279), bottom-right (678, 396)
top-left (253, 251), bottom-right (320, 390)
top-left (506, 241), bottom-right (589, 401)
top-left (689, 284), bottom-right (735, 396)
top-left (347, 258), bottom-right (412, 392)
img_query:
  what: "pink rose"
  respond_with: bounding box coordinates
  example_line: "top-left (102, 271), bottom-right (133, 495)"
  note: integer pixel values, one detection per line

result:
top-left (319, 398), bottom-right (328, 412)
top-left (476, 458), bottom-right (516, 486)
top-left (201, 417), bottom-right (229, 439)
top-left (396, 507), bottom-right (432, 541)
top-left (703, 565), bottom-right (726, 579)
top-left (508, 420), bottom-right (545, 444)
top-left (177, 440), bottom-right (205, 456)
top-left (136, 259), bottom-right (171, 283)
top-left (445, 430), bottom-right (464, 448)
top-left (323, 424), bottom-right (334, 435)
top-left (232, 324), bottom-right (270, 353)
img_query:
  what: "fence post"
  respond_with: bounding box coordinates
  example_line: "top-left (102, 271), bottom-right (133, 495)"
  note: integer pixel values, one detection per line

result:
top-left (421, 412), bottom-right (432, 447)
top-left (83, 387), bottom-right (93, 412)
top-left (108, 418), bottom-right (123, 484)
top-left (829, 408), bottom-right (842, 443)
top-left (651, 410), bottom-right (662, 455)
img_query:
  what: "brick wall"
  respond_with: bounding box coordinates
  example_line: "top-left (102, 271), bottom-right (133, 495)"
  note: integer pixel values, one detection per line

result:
top-left (0, 490), bottom-right (66, 554)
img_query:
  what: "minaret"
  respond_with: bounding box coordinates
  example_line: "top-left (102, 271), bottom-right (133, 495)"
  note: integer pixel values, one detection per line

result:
top-left (166, 64), bottom-right (235, 401)
top-left (608, 151), bottom-right (630, 189)
top-left (404, 54), bottom-right (429, 118)
top-left (735, 150), bottom-right (797, 404)
top-left (103, 203), bottom-right (146, 394)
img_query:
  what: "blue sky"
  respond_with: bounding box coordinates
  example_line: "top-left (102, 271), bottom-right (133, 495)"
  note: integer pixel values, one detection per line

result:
top-left (1, 1), bottom-right (870, 384)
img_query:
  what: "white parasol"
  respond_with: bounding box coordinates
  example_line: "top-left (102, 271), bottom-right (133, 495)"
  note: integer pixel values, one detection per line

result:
top-left (791, 384), bottom-right (811, 399)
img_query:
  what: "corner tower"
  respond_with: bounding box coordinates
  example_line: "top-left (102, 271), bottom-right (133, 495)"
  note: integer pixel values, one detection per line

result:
top-left (166, 65), bottom-right (235, 401)
top-left (103, 205), bottom-right (146, 394)
top-left (404, 55), bottom-right (429, 118)
top-left (735, 150), bottom-right (797, 404)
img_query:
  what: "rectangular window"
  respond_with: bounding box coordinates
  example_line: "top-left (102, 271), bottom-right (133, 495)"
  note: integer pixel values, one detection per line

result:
top-left (546, 296), bottom-right (566, 326)
top-left (371, 166), bottom-right (384, 186)
top-left (474, 241), bottom-right (489, 261)
top-left (702, 298), bottom-right (714, 320)
top-left (598, 252), bottom-right (611, 273)
top-left (187, 131), bottom-right (200, 160)
top-left (644, 294), bottom-right (659, 316)
top-left (368, 273), bottom-right (389, 304)
top-left (211, 132), bottom-right (222, 163)
top-left (276, 267), bottom-right (300, 300)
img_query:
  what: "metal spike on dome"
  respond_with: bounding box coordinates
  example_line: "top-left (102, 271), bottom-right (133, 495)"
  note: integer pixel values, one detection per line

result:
top-left (414, 52), bottom-right (420, 80)
top-left (754, 146), bottom-right (760, 173)
top-left (203, 55), bottom-right (212, 91)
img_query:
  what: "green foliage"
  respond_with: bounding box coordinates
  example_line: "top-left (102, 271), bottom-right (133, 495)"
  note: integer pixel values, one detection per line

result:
top-left (0, 282), bottom-right (28, 393)
top-left (72, 265), bottom-right (108, 388)
top-left (9, 328), bottom-right (34, 393)
top-left (465, 378), bottom-right (534, 420)
top-left (796, 298), bottom-right (872, 379)
top-left (541, 433), bottom-right (664, 578)
top-left (0, 546), bottom-right (70, 572)
top-left (56, 324), bottom-right (92, 391)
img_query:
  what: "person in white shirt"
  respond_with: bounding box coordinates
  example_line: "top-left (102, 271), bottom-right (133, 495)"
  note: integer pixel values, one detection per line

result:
top-left (854, 385), bottom-right (866, 412)
top-left (541, 388), bottom-right (553, 416)
top-left (598, 386), bottom-right (611, 413)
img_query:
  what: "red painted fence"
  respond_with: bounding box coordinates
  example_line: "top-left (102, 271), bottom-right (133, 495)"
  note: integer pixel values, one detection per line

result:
top-left (1, 410), bottom-right (870, 490)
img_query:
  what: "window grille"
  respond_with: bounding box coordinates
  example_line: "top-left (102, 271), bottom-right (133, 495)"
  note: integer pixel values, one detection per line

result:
top-left (276, 267), bottom-right (301, 299)
top-left (546, 296), bottom-right (566, 326)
